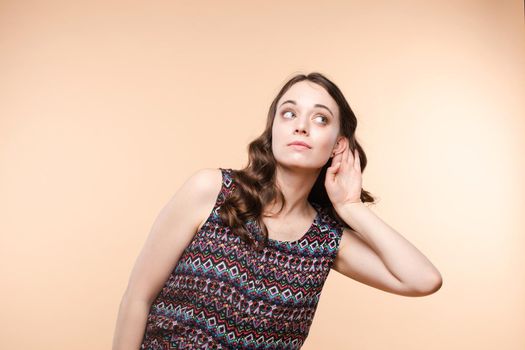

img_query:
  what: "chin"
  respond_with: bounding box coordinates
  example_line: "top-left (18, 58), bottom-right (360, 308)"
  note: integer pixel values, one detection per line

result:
top-left (277, 160), bottom-right (321, 171)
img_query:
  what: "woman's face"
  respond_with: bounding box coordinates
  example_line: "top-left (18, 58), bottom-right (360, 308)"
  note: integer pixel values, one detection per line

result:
top-left (272, 80), bottom-right (345, 170)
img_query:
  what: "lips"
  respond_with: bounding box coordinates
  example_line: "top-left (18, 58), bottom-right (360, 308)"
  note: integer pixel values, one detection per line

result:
top-left (288, 141), bottom-right (311, 148)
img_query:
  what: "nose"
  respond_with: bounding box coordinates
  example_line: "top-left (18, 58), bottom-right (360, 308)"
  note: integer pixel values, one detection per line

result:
top-left (293, 114), bottom-right (309, 135)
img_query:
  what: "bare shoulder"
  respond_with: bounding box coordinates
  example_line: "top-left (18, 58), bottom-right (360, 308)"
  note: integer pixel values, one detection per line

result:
top-left (187, 168), bottom-right (223, 195)
top-left (189, 168), bottom-right (223, 232)
top-left (121, 167), bottom-right (224, 303)
top-left (335, 226), bottom-right (355, 257)
top-left (161, 167), bottom-right (223, 233)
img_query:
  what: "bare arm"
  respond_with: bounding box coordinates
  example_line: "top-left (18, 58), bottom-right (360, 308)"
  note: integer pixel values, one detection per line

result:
top-left (112, 168), bottom-right (223, 350)
top-left (112, 297), bottom-right (152, 350)
top-left (332, 203), bottom-right (442, 297)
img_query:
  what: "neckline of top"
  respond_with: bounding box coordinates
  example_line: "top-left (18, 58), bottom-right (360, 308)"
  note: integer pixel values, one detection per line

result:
top-left (265, 201), bottom-right (322, 246)
top-left (222, 168), bottom-right (322, 246)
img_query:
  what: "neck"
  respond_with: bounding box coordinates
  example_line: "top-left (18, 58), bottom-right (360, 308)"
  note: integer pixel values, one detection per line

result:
top-left (265, 165), bottom-right (320, 218)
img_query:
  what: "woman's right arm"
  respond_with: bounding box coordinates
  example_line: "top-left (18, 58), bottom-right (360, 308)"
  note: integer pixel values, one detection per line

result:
top-left (112, 168), bottom-right (223, 350)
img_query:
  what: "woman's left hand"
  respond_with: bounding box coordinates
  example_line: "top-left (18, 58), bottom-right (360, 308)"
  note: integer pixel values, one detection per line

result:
top-left (324, 144), bottom-right (363, 209)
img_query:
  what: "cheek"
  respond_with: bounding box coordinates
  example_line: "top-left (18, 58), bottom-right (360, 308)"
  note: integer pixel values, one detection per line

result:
top-left (271, 120), bottom-right (285, 140)
top-left (270, 122), bottom-right (281, 150)
top-left (313, 128), bottom-right (337, 145)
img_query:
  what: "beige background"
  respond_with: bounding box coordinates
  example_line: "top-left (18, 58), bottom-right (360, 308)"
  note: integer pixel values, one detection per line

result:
top-left (1, 1), bottom-right (524, 349)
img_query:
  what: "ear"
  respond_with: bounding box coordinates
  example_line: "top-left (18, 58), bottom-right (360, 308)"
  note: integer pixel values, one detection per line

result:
top-left (332, 136), bottom-right (349, 155)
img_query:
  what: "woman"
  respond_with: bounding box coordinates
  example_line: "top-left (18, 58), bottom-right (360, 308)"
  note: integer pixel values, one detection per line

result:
top-left (112, 72), bottom-right (443, 350)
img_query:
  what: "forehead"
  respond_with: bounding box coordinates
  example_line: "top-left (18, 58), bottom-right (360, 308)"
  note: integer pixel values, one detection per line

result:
top-left (278, 80), bottom-right (338, 114)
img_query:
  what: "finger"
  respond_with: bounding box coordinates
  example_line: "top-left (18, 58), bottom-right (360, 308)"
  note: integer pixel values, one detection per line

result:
top-left (327, 162), bottom-right (341, 182)
top-left (342, 143), bottom-right (349, 164)
top-left (332, 150), bottom-right (342, 164)
top-left (354, 148), bottom-right (361, 171)
top-left (346, 144), bottom-right (354, 165)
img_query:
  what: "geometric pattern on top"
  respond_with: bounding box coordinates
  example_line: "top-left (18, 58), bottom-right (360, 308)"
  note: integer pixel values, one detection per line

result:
top-left (140, 168), bottom-right (344, 349)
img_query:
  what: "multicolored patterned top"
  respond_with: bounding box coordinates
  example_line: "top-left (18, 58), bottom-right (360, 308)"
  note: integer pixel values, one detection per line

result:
top-left (140, 168), bottom-right (344, 349)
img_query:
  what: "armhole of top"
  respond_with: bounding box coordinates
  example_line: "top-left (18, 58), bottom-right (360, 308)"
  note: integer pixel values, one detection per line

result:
top-left (328, 219), bottom-right (345, 271)
top-left (217, 167), bottom-right (234, 206)
top-left (196, 167), bottom-right (232, 233)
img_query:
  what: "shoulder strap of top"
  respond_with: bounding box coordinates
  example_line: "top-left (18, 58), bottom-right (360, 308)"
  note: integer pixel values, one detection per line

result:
top-left (209, 167), bottom-right (235, 217)
top-left (199, 168), bottom-right (236, 227)
top-left (217, 167), bottom-right (235, 205)
top-left (317, 207), bottom-right (345, 267)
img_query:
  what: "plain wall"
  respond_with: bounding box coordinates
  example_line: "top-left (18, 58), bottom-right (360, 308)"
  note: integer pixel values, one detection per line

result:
top-left (1, 1), bottom-right (524, 349)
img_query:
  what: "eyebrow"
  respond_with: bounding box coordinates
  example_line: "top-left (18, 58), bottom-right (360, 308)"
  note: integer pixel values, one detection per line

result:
top-left (278, 100), bottom-right (334, 118)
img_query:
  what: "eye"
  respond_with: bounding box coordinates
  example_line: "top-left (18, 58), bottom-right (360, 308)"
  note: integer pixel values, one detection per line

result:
top-left (282, 110), bottom-right (295, 119)
top-left (315, 115), bottom-right (328, 124)
top-left (281, 109), bottom-right (328, 124)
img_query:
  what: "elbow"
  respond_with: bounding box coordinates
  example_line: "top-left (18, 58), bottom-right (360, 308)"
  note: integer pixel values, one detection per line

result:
top-left (415, 273), bottom-right (443, 296)
top-left (403, 273), bottom-right (443, 297)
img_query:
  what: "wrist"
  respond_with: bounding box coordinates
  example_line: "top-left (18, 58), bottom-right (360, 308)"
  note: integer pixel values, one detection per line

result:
top-left (334, 200), bottom-right (364, 212)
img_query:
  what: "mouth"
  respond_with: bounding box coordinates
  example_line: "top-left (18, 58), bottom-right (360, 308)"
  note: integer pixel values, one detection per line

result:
top-left (287, 141), bottom-right (312, 149)
top-left (288, 144), bottom-right (311, 150)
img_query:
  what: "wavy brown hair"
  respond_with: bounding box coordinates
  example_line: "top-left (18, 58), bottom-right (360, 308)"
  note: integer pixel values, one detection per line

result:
top-left (219, 72), bottom-right (377, 252)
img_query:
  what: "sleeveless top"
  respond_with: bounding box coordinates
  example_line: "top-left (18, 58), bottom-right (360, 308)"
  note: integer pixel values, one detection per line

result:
top-left (140, 168), bottom-right (344, 350)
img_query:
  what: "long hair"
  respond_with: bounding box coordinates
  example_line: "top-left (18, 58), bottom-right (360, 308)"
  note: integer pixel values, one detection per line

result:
top-left (219, 72), bottom-right (377, 252)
